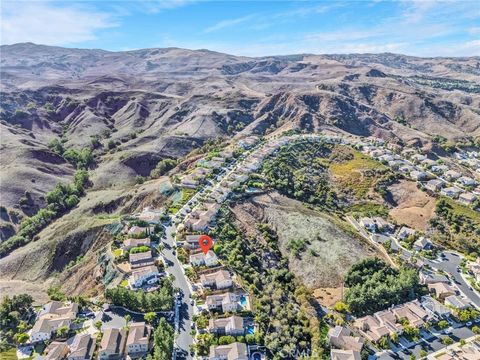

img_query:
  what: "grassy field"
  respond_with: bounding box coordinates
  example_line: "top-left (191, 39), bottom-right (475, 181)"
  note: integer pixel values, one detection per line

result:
top-left (0, 349), bottom-right (17, 360)
top-left (330, 147), bottom-right (387, 198)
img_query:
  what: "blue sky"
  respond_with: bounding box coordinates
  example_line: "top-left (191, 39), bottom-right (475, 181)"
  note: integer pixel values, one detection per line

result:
top-left (1, 0), bottom-right (479, 56)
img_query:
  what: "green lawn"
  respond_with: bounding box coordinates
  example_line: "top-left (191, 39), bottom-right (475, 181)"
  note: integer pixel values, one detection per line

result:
top-left (113, 248), bottom-right (123, 258)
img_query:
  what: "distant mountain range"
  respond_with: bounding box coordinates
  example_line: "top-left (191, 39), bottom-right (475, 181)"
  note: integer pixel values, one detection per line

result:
top-left (1, 42), bottom-right (480, 230)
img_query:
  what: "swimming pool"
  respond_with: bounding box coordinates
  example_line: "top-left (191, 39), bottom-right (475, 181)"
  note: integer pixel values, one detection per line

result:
top-left (239, 295), bottom-right (248, 307)
top-left (246, 325), bottom-right (255, 334)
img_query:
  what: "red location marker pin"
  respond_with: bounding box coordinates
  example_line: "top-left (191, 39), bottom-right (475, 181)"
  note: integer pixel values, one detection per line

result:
top-left (198, 235), bottom-right (214, 254)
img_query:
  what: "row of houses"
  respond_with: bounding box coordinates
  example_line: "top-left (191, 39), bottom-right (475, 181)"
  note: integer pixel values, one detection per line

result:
top-left (358, 139), bottom-right (479, 206)
top-left (181, 232), bottom-right (252, 359)
top-left (42, 323), bottom-right (151, 360)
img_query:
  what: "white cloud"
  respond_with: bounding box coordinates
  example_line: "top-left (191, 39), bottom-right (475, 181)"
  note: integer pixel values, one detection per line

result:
top-left (203, 14), bottom-right (258, 33)
top-left (0, 1), bottom-right (118, 46)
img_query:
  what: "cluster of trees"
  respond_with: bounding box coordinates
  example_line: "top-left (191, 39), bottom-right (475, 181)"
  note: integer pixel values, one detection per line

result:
top-left (0, 294), bottom-right (33, 350)
top-left (261, 140), bottom-right (338, 209)
top-left (105, 279), bottom-right (174, 312)
top-left (48, 139), bottom-right (94, 169)
top-left (430, 198), bottom-right (480, 255)
top-left (455, 307), bottom-right (480, 322)
top-left (0, 170), bottom-right (91, 257)
top-left (344, 258), bottom-right (421, 316)
top-left (146, 318), bottom-right (174, 360)
top-left (150, 159), bottom-right (177, 178)
top-left (212, 209), bottom-right (327, 359)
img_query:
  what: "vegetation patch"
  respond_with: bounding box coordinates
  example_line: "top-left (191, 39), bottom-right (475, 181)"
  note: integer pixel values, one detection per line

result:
top-left (344, 258), bottom-right (421, 316)
top-left (329, 146), bottom-right (389, 199)
top-left (430, 197), bottom-right (480, 255)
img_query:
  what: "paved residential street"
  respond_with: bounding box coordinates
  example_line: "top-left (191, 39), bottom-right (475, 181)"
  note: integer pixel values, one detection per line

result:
top-left (162, 225), bottom-right (194, 359)
top-left (425, 252), bottom-right (480, 309)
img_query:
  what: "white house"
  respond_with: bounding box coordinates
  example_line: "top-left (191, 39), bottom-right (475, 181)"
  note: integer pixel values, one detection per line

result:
top-left (129, 265), bottom-right (160, 288)
top-left (398, 226), bottom-right (416, 240)
top-left (189, 251), bottom-right (219, 267)
top-left (206, 292), bottom-right (238, 312)
top-left (30, 301), bottom-right (78, 343)
top-left (457, 176), bottom-right (476, 187)
top-left (444, 170), bottom-right (462, 181)
top-left (440, 187), bottom-right (463, 199)
top-left (208, 316), bottom-right (244, 336)
top-left (126, 322), bottom-right (151, 358)
top-left (359, 218), bottom-right (376, 232)
top-left (209, 342), bottom-right (248, 360)
top-left (200, 270), bottom-right (233, 289)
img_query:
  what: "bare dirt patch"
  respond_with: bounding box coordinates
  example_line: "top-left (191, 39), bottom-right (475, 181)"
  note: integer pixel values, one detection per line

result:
top-left (0, 280), bottom-right (49, 305)
top-left (232, 192), bottom-right (380, 288)
top-left (313, 287), bottom-right (345, 307)
top-left (388, 180), bottom-right (436, 231)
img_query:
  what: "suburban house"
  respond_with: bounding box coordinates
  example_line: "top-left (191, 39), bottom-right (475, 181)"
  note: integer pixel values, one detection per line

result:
top-left (206, 292), bottom-right (238, 312)
top-left (208, 316), bottom-right (244, 336)
top-left (428, 282), bottom-right (456, 301)
top-left (372, 217), bottom-right (394, 233)
top-left (209, 342), bottom-right (248, 360)
top-left (457, 176), bottom-right (476, 186)
top-left (98, 328), bottom-right (127, 360)
top-left (399, 165), bottom-right (415, 174)
top-left (353, 315), bottom-right (390, 342)
top-left (67, 333), bottom-right (95, 360)
top-left (459, 193), bottom-right (478, 205)
top-left (413, 237), bottom-right (433, 251)
top-left (129, 251), bottom-right (154, 269)
top-left (444, 295), bottom-right (470, 310)
top-left (354, 300), bottom-right (429, 342)
top-left (444, 170), bottom-right (462, 181)
top-left (44, 341), bottom-right (69, 360)
top-left (200, 270), bottom-right (233, 289)
top-left (126, 322), bottom-right (151, 358)
top-left (123, 237), bottom-right (151, 250)
top-left (189, 250), bottom-right (219, 267)
top-left (420, 270), bottom-right (450, 285)
top-left (129, 265), bottom-right (160, 288)
top-left (431, 165), bottom-right (448, 174)
top-left (411, 154), bottom-right (427, 164)
top-left (425, 179), bottom-right (444, 192)
top-left (180, 176), bottom-right (199, 189)
top-left (421, 158), bottom-right (437, 168)
top-left (440, 187), bottom-right (462, 199)
top-left (128, 226), bottom-right (148, 237)
top-left (330, 349), bottom-right (361, 360)
top-left (30, 301), bottom-right (79, 343)
top-left (410, 170), bottom-right (428, 181)
top-left (328, 326), bottom-right (364, 352)
top-left (359, 217), bottom-right (376, 232)
top-left (137, 207), bottom-right (161, 224)
top-left (420, 296), bottom-right (451, 320)
top-left (398, 226), bottom-right (416, 240)
top-left (184, 234), bottom-right (201, 249)
top-left (467, 259), bottom-right (480, 283)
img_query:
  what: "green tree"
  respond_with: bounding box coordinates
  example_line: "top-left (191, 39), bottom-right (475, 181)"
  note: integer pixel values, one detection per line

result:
top-left (56, 325), bottom-right (69, 338)
top-left (144, 312), bottom-right (156, 324)
top-left (442, 336), bottom-right (454, 346)
top-left (437, 320), bottom-right (449, 330)
top-left (153, 318), bottom-right (174, 360)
